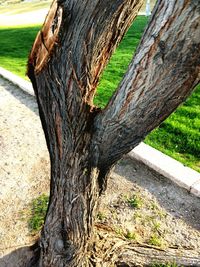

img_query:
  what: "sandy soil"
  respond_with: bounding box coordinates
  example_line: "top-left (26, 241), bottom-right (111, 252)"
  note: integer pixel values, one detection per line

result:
top-left (100, 157), bottom-right (200, 248)
top-left (0, 76), bottom-right (200, 266)
top-left (0, 77), bottom-right (50, 259)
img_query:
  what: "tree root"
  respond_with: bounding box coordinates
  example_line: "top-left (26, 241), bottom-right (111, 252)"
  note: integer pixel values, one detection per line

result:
top-left (90, 223), bottom-right (200, 267)
top-left (1, 226), bottom-right (200, 267)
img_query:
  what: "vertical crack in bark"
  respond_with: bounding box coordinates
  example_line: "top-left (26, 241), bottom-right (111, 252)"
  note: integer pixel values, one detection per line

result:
top-left (55, 110), bottom-right (63, 160)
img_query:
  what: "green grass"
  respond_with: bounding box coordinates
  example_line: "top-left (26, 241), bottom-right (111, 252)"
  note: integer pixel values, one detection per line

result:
top-left (95, 16), bottom-right (148, 107)
top-left (148, 233), bottom-right (163, 247)
top-left (126, 194), bottom-right (143, 209)
top-left (0, 16), bottom-right (199, 171)
top-left (28, 194), bottom-right (49, 233)
top-left (124, 231), bottom-right (137, 240)
top-left (145, 99), bottom-right (200, 172)
top-left (0, 24), bottom-right (40, 77)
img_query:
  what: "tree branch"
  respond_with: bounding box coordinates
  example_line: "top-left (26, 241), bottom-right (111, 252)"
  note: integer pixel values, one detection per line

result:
top-left (92, 0), bottom-right (200, 168)
top-left (28, 0), bottom-right (143, 105)
top-left (27, 0), bottom-right (144, 166)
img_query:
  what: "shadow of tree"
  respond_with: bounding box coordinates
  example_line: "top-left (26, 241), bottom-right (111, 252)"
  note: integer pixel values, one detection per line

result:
top-left (1, 158), bottom-right (200, 266)
top-left (0, 242), bottom-right (39, 267)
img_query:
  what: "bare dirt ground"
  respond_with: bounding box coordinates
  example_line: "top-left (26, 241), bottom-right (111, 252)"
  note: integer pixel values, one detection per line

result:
top-left (0, 76), bottom-right (200, 266)
top-left (96, 158), bottom-right (200, 265)
top-left (0, 77), bottom-right (50, 260)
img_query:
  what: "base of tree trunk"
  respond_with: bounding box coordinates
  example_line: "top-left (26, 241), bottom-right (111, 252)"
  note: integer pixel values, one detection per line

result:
top-left (92, 224), bottom-right (200, 267)
top-left (1, 228), bottom-right (199, 267)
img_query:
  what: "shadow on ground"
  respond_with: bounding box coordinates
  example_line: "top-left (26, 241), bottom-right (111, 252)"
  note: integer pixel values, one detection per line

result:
top-left (0, 245), bottom-right (35, 267)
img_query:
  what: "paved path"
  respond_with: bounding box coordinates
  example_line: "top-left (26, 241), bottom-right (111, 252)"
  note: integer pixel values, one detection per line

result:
top-left (0, 77), bottom-right (49, 257)
top-left (0, 8), bottom-right (48, 26)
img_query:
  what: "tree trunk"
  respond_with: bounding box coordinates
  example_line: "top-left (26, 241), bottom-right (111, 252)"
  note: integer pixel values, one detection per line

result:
top-left (28, 1), bottom-right (143, 265)
top-left (38, 153), bottom-right (103, 266)
top-left (28, 52), bottom-right (111, 266)
top-left (27, 0), bottom-right (200, 266)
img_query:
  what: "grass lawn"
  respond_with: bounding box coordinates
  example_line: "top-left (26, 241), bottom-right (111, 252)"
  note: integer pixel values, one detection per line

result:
top-left (0, 25), bottom-right (40, 77)
top-left (0, 16), bottom-right (199, 172)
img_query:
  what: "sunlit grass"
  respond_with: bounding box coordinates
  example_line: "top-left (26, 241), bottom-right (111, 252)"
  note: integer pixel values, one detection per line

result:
top-left (0, 24), bottom-right (40, 77)
top-left (28, 194), bottom-right (49, 233)
top-left (95, 16), bottom-right (148, 107)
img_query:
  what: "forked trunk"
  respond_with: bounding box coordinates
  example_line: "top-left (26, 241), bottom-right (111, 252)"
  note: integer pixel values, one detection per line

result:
top-left (28, 0), bottom-right (142, 265)
top-left (27, 0), bottom-right (200, 266)
top-left (28, 65), bottom-right (111, 266)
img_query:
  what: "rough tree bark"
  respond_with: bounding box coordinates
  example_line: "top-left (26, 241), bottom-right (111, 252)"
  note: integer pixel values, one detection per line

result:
top-left (27, 0), bottom-right (200, 266)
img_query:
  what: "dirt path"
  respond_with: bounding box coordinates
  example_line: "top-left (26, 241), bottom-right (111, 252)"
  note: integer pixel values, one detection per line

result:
top-left (0, 77), bottom-right (50, 259)
top-left (0, 77), bottom-right (200, 266)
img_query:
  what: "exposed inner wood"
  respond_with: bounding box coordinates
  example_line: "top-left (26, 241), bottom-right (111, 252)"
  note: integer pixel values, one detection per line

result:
top-left (29, 0), bottom-right (62, 73)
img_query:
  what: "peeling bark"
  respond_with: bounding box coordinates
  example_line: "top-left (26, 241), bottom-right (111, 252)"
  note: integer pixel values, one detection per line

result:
top-left (27, 0), bottom-right (200, 266)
